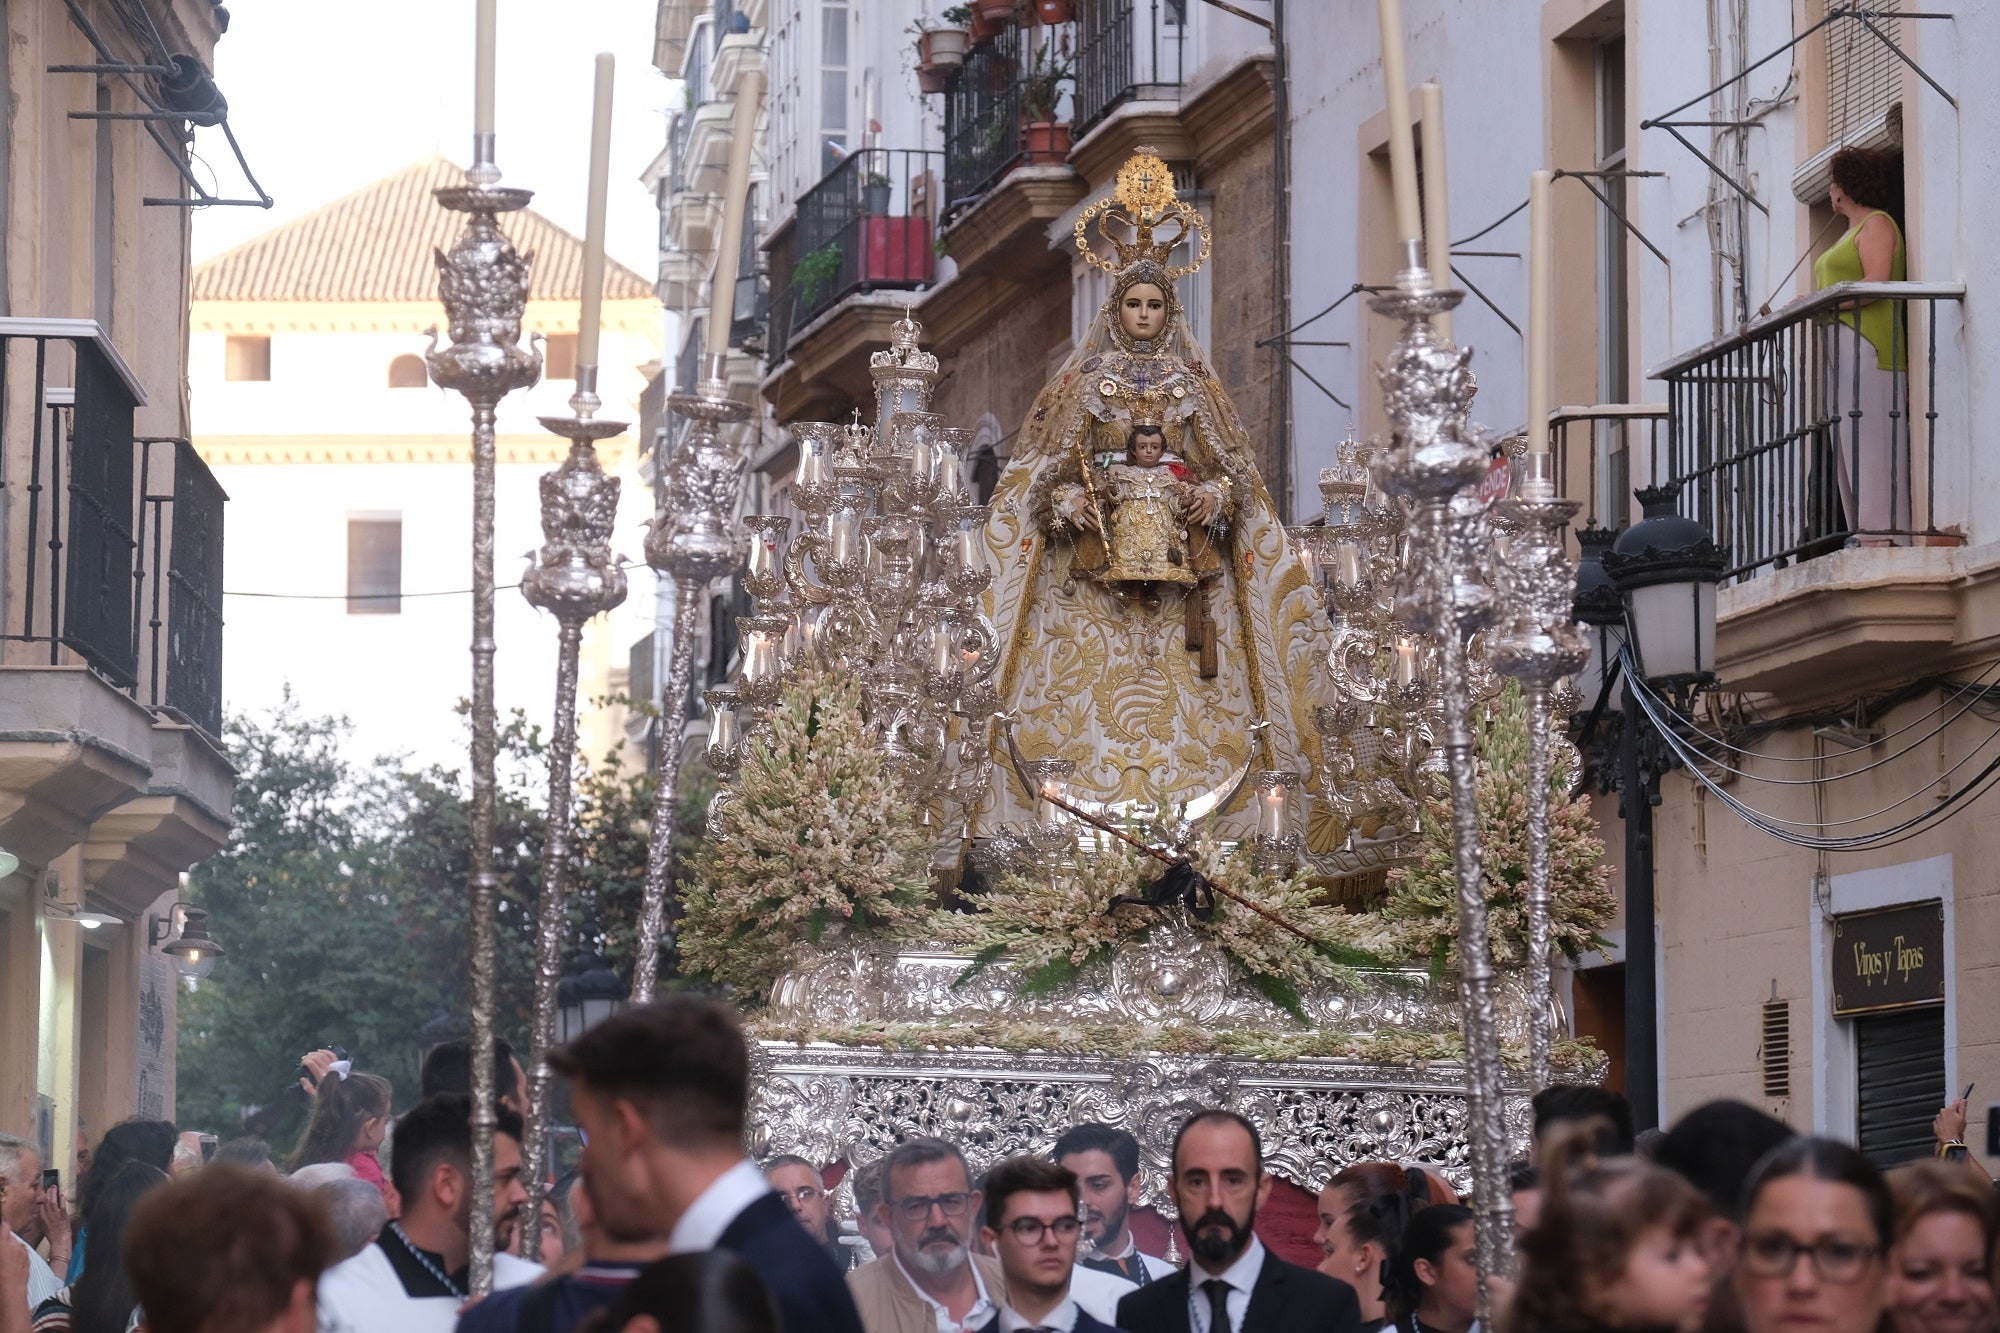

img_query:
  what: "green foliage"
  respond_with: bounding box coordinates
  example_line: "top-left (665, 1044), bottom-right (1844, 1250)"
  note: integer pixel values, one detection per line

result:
top-left (793, 243), bottom-right (843, 308)
top-left (1380, 681), bottom-right (1616, 969)
top-left (682, 671), bottom-right (934, 998)
top-left (174, 695), bottom-right (661, 1143)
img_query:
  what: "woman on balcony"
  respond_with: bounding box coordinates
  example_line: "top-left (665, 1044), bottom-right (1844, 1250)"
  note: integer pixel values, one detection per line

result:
top-left (1815, 146), bottom-right (1909, 546)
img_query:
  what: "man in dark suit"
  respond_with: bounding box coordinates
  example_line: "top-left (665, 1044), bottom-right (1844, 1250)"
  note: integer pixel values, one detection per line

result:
top-left (1116, 1111), bottom-right (1362, 1333)
top-left (976, 1156), bottom-right (1129, 1333)
top-left (547, 999), bottom-right (863, 1333)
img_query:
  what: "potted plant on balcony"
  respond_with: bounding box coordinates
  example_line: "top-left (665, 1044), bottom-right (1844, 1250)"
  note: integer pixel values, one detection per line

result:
top-left (1034, 0), bottom-right (1074, 23)
top-left (793, 242), bottom-right (843, 311)
top-left (862, 171), bottom-right (893, 216)
top-left (915, 7), bottom-right (971, 93)
top-left (1021, 41), bottom-right (1073, 163)
top-left (968, 1), bottom-right (1005, 44)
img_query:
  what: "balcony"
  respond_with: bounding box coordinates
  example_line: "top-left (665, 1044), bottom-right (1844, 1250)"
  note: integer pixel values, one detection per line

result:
top-left (1653, 282), bottom-right (1963, 580)
top-left (1073, 0), bottom-right (1187, 139)
top-left (669, 191), bottom-right (723, 257)
top-left (1645, 282), bottom-right (1973, 703)
top-left (0, 319), bottom-right (231, 887)
top-left (767, 147), bottom-right (941, 366)
top-left (944, 23), bottom-right (1029, 216)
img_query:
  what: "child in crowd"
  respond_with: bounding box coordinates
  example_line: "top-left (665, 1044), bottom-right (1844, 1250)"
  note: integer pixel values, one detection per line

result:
top-left (287, 1067), bottom-right (394, 1207)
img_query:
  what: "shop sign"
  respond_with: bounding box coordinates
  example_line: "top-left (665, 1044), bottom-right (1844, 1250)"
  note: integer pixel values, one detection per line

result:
top-left (1833, 900), bottom-right (1945, 1016)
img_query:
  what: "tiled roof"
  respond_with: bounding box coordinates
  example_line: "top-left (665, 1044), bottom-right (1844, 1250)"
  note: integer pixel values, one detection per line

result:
top-left (192, 156), bottom-right (653, 303)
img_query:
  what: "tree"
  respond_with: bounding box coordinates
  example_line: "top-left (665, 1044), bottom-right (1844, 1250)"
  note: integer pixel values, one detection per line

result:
top-left (174, 697), bottom-right (657, 1144)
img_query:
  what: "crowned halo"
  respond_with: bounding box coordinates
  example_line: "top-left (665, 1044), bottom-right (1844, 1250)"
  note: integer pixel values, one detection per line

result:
top-left (1073, 147), bottom-right (1213, 281)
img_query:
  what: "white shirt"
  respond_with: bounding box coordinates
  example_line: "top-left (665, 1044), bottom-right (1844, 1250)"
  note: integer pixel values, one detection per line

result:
top-left (10, 1234), bottom-right (64, 1313)
top-left (668, 1157), bottom-right (774, 1254)
top-left (893, 1249), bottom-right (998, 1333)
top-left (1067, 1263), bottom-right (1137, 1323)
top-left (1000, 1296), bottom-right (1081, 1332)
top-left (1186, 1235), bottom-right (1266, 1333)
top-left (1086, 1232), bottom-right (1179, 1282)
top-left (314, 1242), bottom-right (539, 1333)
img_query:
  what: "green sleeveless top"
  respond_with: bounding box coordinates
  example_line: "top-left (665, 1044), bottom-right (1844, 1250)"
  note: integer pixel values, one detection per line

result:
top-left (1812, 209), bottom-right (1907, 371)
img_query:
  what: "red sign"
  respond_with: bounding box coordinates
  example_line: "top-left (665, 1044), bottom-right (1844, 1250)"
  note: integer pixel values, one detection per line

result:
top-left (1475, 453), bottom-right (1511, 504)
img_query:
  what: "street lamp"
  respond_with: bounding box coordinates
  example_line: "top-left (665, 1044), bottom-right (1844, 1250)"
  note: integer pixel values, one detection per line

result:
top-left (555, 950), bottom-right (627, 1046)
top-left (1576, 481), bottom-right (1723, 1132)
top-left (148, 903), bottom-right (225, 980)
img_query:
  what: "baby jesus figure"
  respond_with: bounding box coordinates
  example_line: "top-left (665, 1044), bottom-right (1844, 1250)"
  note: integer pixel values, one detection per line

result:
top-left (1100, 422), bottom-right (1204, 589)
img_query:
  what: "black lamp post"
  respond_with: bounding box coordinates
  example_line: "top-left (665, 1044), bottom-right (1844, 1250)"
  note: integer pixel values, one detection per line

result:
top-left (1576, 483), bottom-right (1724, 1131)
top-left (555, 950), bottom-right (628, 1046)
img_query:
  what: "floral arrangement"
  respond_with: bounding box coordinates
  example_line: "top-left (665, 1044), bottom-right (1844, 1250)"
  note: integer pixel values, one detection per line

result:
top-left (1380, 682), bottom-right (1616, 969)
top-left (680, 670), bottom-right (934, 995)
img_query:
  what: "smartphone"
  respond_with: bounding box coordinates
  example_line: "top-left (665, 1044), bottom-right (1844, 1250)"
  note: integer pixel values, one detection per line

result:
top-left (199, 1132), bottom-right (218, 1163)
top-left (39, 1168), bottom-right (58, 1193)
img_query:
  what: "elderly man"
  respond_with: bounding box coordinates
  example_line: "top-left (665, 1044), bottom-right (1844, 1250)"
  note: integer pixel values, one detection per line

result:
top-left (849, 1139), bottom-right (1006, 1333)
top-left (1116, 1111), bottom-right (1360, 1333)
top-left (0, 1135), bottom-right (67, 1320)
top-left (765, 1153), bottom-right (841, 1268)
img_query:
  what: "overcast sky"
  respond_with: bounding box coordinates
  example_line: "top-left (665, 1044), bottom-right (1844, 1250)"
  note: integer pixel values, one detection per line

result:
top-left (193, 0), bottom-right (670, 275)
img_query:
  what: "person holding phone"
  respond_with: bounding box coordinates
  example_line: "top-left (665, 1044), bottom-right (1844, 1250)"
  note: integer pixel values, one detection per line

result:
top-left (0, 1133), bottom-right (70, 1319)
top-left (1930, 1088), bottom-right (1993, 1184)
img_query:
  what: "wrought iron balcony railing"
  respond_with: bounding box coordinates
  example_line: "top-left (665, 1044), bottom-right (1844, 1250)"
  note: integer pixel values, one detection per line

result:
top-left (1653, 281), bottom-right (1964, 581)
top-left (1547, 404), bottom-right (1668, 533)
top-left (943, 20), bottom-right (1028, 215)
top-left (1072, 0), bottom-right (1187, 139)
top-left (767, 147), bottom-right (942, 363)
top-left (0, 323), bottom-right (225, 738)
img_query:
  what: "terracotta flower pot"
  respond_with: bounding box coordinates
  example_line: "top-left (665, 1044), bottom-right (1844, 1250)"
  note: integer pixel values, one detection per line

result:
top-left (917, 62), bottom-right (951, 95)
top-left (969, 8), bottom-right (1000, 42)
top-left (975, 0), bottom-right (1016, 20)
top-left (1023, 120), bottom-right (1071, 163)
top-left (1035, 0), bottom-right (1074, 22)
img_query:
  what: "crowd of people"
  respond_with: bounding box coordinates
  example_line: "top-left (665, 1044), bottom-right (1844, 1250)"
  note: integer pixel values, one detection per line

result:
top-left (2, 1001), bottom-right (1994, 1333)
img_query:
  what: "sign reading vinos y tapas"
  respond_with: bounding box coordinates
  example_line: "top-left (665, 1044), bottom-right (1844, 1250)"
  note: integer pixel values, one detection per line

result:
top-left (1833, 900), bottom-right (1945, 1016)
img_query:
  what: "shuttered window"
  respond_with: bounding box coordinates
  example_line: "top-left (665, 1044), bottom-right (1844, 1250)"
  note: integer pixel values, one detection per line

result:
top-left (346, 517), bottom-right (403, 616)
top-left (1823, 0), bottom-right (1901, 143)
top-left (1855, 1006), bottom-right (1943, 1167)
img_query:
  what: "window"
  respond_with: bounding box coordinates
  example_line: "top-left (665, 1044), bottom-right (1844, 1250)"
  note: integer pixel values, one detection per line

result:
top-left (1824, 0), bottom-right (1901, 144)
top-left (387, 354), bottom-right (428, 389)
top-left (346, 516), bottom-right (402, 615)
top-left (820, 3), bottom-right (848, 177)
top-left (225, 335), bottom-right (271, 382)
top-left (545, 332), bottom-right (578, 381)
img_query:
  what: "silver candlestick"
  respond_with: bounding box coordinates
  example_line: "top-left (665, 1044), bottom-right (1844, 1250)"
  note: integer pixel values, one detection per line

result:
top-left (424, 147), bottom-right (542, 1298)
top-left (633, 357), bottom-right (751, 1000)
top-left (1369, 240), bottom-right (1516, 1302)
top-left (1487, 453), bottom-right (1590, 1090)
top-left (517, 368), bottom-right (628, 1261)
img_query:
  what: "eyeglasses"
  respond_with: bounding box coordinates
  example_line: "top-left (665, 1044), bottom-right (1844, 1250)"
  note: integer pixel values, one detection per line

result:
top-left (1002, 1216), bottom-right (1082, 1243)
top-left (894, 1192), bottom-right (973, 1222)
top-left (1740, 1233), bottom-right (1881, 1283)
top-left (783, 1185), bottom-right (824, 1204)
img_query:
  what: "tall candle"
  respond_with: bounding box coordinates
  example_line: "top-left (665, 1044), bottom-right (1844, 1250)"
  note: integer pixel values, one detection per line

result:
top-left (1419, 81), bottom-right (1452, 338)
top-left (474, 0), bottom-right (496, 140)
top-left (576, 53), bottom-right (615, 371)
top-left (1375, 0), bottom-right (1422, 246)
top-left (1395, 636), bottom-right (1419, 687)
top-left (1526, 169), bottom-right (1553, 456)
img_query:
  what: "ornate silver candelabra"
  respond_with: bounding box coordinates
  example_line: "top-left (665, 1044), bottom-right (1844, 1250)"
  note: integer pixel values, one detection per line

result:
top-left (517, 373), bottom-right (628, 1260)
top-left (633, 358), bottom-right (751, 1002)
top-left (705, 312), bottom-right (1002, 844)
top-left (1367, 242), bottom-right (1517, 1296)
top-left (424, 147), bottom-right (542, 1297)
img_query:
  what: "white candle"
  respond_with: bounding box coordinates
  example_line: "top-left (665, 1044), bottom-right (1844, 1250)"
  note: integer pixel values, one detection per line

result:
top-left (1337, 543), bottom-right (1365, 588)
top-left (1419, 81), bottom-right (1452, 338)
top-left (576, 53), bottom-right (615, 371)
top-left (1259, 785), bottom-right (1289, 840)
top-left (831, 514), bottom-right (857, 565)
top-left (795, 449), bottom-right (826, 489)
top-left (1395, 636), bottom-right (1419, 687)
top-left (474, 0), bottom-right (497, 140)
top-left (957, 526), bottom-right (984, 571)
top-left (1376, 0), bottom-right (1422, 246)
top-left (710, 703), bottom-right (737, 755)
top-left (1526, 169), bottom-right (1553, 456)
top-left (931, 626), bottom-right (956, 677)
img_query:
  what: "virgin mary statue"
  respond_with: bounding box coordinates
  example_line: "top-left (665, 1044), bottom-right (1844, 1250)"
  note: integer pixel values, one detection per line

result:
top-left (975, 150), bottom-right (1329, 838)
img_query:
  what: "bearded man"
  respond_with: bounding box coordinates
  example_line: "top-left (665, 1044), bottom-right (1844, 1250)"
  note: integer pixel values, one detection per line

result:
top-left (848, 1139), bottom-right (1005, 1333)
top-left (1115, 1112), bottom-right (1360, 1333)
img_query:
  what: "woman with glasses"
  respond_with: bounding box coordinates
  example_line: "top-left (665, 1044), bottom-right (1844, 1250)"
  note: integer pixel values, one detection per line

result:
top-left (1883, 1162), bottom-right (1996, 1333)
top-left (1735, 1138), bottom-right (1894, 1333)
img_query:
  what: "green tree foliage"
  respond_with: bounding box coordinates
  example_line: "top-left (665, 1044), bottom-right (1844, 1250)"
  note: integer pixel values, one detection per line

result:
top-left (174, 696), bottom-right (660, 1146)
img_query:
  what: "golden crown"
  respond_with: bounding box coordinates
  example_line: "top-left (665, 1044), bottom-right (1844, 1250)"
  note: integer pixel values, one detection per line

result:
top-left (1073, 147), bottom-right (1212, 281)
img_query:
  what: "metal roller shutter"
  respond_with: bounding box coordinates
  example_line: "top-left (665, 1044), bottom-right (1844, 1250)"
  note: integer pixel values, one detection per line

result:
top-left (1855, 1007), bottom-right (1945, 1167)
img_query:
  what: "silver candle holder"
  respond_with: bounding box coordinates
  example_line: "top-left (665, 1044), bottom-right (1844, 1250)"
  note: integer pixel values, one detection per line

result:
top-left (516, 369), bottom-right (629, 1261)
top-left (423, 149), bottom-right (542, 1297)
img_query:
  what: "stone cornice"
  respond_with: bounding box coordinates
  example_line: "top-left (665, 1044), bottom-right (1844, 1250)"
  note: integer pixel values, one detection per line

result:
top-left (923, 169), bottom-right (1089, 358)
top-left (194, 433), bottom-right (625, 467)
top-left (1180, 55), bottom-right (1278, 176)
top-left (191, 297), bottom-right (661, 338)
top-left (760, 298), bottom-right (910, 423)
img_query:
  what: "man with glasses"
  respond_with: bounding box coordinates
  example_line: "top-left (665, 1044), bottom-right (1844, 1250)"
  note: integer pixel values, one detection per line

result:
top-left (977, 1156), bottom-right (1133, 1333)
top-left (765, 1153), bottom-right (843, 1268)
top-left (849, 1138), bottom-right (1005, 1333)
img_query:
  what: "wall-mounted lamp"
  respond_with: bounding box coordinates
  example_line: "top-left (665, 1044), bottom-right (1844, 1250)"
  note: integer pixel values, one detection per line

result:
top-left (149, 902), bottom-right (225, 980)
top-left (42, 874), bottom-right (121, 929)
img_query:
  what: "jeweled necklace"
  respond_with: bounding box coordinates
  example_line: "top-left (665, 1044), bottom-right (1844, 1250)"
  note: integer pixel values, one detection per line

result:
top-left (388, 1222), bottom-right (466, 1299)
